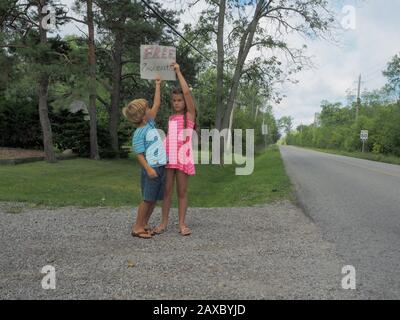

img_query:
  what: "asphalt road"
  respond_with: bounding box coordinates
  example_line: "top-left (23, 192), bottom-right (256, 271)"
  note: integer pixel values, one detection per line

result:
top-left (280, 145), bottom-right (400, 299)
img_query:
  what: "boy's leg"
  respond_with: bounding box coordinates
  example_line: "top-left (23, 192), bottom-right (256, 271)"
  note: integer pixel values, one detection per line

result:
top-left (136, 169), bottom-right (151, 235)
top-left (176, 170), bottom-right (191, 235)
top-left (135, 168), bottom-right (157, 235)
top-left (144, 201), bottom-right (156, 227)
top-left (132, 201), bottom-right (153, 238)
top-left (154, 169), bottom-right (175, 233)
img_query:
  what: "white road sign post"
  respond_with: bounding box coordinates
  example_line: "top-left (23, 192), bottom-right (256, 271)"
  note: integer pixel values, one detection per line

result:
top-left (140, 45), bottom-right (176, 81)
top-left (360, 130), bottom-right (368, 153)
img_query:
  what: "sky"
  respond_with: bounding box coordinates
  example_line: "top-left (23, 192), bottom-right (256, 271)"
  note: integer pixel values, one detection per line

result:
top-left (60, 0), bottom-right (400, 128)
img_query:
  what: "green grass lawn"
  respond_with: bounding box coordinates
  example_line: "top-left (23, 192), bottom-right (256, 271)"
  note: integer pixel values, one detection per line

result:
top-left (298, 146), bottom-right (400, 166)
top-left (0, 145), bottom-right (292, 208)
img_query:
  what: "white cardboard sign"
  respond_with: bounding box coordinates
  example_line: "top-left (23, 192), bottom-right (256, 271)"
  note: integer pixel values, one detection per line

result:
top-left (140, 45), bottom-right (176, 81)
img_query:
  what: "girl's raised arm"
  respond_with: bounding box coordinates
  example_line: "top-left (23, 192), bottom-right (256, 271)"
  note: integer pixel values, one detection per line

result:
top-left (172, 63), bottom-right (196, 119)
top-left (148, 74), bottom-right (162, 119)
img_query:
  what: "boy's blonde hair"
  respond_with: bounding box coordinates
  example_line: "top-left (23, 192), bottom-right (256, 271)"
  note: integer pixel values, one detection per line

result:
top-left (122, 99), bottom-right (148, 126)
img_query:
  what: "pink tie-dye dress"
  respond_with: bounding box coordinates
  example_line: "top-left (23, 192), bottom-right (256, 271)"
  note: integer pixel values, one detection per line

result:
top-left (165, 114), bottom-right (196, 176)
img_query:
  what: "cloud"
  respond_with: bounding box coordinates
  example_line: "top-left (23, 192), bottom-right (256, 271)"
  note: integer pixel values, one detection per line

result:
top-left (273, 0), bottom-right (400, 127)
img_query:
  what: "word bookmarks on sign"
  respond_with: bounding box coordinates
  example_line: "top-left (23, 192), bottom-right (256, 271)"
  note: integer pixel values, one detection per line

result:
top-left (140, 45), bottom-right (176, 81)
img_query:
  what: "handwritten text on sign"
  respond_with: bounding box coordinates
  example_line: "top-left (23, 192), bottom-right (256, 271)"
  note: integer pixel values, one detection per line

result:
top-left (140, 45), bottom-right (176, 81)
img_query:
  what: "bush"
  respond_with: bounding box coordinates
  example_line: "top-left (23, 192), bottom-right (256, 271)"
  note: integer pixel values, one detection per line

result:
top-left (0, 97), bottom-right (130, 158)
top-left (372, 143), bottom-right (382, 154)
top-left (51, 109), bottom-right (91, 155)
top-left (51, 109), bottom-right (130, 158)
top-left (0, 97), bottom-right (43, 148)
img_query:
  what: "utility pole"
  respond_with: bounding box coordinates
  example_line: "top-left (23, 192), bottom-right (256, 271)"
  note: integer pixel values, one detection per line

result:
top-left (356, 74), bottom-right (361, 121)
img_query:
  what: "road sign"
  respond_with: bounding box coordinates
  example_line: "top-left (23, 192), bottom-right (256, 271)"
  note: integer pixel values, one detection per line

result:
top-left (360, 130), bottom-right (368, 153)
top-left (261, 121), bottom-right (268, 135)
top-left (360, 130), bottom-right (368, 141)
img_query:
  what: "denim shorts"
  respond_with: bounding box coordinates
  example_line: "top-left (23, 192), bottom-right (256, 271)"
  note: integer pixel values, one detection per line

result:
top-left (141, 166), bottom-right (166, 202)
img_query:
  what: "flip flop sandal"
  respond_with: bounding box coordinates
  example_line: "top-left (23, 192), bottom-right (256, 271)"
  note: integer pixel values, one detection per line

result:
top-left (152, 227), bottom-right (167, 235)
top-left (131, 230), bottom-right (152, 239)
top-left (131, 223), bottom-right (151, 231)
top-left (179, 226), bottom-right (192, 236)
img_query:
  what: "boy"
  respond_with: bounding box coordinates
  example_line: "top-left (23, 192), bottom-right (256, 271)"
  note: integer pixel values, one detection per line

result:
top-left (122, 75), bottom-right (166, 239)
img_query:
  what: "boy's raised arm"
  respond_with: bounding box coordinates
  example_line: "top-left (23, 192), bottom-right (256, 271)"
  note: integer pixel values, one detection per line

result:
top-left (148, 75), bottom-right (162, 119)
top-left (172, 63), bottom-right (196, 118)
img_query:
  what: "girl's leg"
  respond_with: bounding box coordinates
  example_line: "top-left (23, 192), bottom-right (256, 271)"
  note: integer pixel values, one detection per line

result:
top-left (176, 170), bottom-right (191, 235)
top-left (154, 169), bottom-right (175, 233)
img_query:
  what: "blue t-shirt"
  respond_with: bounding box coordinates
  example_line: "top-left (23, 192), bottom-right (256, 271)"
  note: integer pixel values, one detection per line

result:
top-left (132, 118), bottom-right (167, 168)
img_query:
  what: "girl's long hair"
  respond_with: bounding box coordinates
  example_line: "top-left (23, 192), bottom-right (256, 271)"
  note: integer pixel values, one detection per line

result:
top-left (171, 88), bottom-right (198, 131)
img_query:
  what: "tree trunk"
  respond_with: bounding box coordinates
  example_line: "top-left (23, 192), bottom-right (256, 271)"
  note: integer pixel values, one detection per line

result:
top-left (108, 30), bottom-right (124, 157)
top-left (221, 4), bottom-right (261, 131)
top-left (218, 14), bottom-right (257, 164)
top-left (87, 0), bottom-right (100, 160)
top-left (215, 0), bottom-right (227, 164)
top-left (38, 1), bottom-right (56, 163)
top-left (215, 0), bottom-right (226, 131)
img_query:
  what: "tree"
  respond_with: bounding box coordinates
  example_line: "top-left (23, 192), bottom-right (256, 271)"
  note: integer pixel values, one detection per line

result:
top-left (66, 0), bottom-right (101, 160)
top-left (191, 0), bottom-right (335, 135)
top-left (37, 1), bottom-right (57, 162)
top-left (319, 101), bottom-right (352, 127)
top-left (383, 53), bottom-right (400, 104)
top-left (86, 0), bottom-right (100, 159)
top-left (91, 0), bottom-right (178, 156)
top-left (278, 116), bottom-right (293, 135)
top-left (0, 0), bottom-right (71, 162)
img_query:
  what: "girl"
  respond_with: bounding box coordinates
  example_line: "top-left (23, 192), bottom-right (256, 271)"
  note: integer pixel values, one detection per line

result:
top-left (152, 62), bottom-right (196, 236)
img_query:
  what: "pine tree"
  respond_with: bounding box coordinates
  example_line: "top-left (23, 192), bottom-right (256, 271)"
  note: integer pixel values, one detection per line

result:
top-left (0, 0), bottom-right (71, 162)
top-left (93, 0), bottom-right (178, 156)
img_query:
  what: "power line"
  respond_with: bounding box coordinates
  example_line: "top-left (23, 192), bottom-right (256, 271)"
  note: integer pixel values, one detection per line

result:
top-left (363, 70), bottom-right (382, 80)
top-left (360, 56), bottom-right (392, 77)
top-left (139, 0), bottom-right (216, 66)
top-left (363, 65), bottom-right (386, 79)
top-left (363, 74), bottom-right (384, 83)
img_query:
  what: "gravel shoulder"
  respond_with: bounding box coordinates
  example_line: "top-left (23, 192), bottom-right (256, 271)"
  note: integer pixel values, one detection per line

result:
top-left (0, 201), bottom-right (359, 299)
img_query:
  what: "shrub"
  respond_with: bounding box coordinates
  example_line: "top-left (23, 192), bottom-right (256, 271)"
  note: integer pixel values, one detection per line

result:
top-left (0, 97), bottom-right (43, 148)
top-left (0, 97), bottom-right (129, 158)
